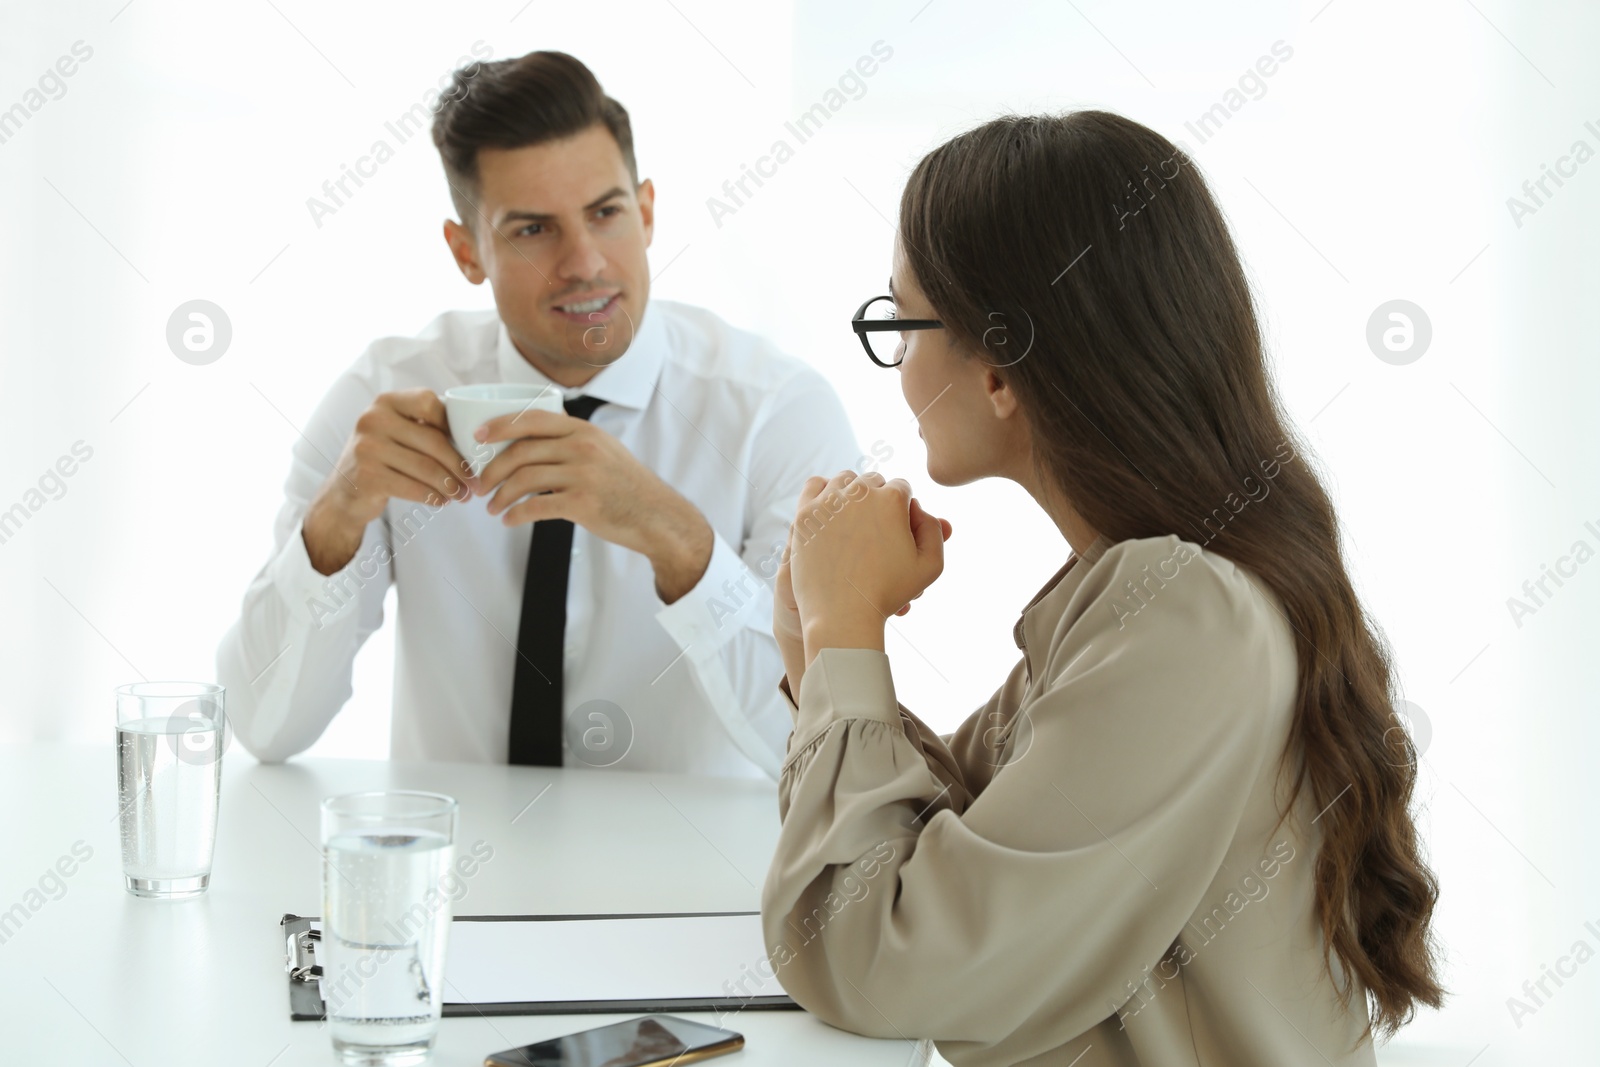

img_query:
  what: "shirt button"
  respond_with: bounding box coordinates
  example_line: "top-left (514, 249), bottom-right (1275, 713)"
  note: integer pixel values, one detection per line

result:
top-left (571, 547), bottom-right (583, 558)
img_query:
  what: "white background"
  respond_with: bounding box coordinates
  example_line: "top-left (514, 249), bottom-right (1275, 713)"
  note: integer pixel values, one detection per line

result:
top-left (2, 0), bottom-right (1596, 1063)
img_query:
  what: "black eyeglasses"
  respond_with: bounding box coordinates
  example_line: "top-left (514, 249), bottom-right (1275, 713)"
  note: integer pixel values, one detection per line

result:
top-left (851, 295), bottom-right (943, 368)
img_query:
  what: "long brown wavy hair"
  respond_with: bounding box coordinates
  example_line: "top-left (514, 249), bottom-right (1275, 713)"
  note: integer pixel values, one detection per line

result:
top-left (898, 111), bottom-right (1443, 1040)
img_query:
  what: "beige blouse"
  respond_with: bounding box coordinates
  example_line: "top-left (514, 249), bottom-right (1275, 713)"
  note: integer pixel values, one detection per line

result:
top-left (761, 534), bottom-right (1378, 1066)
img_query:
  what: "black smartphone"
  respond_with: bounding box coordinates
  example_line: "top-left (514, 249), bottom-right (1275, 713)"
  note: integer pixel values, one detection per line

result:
top-left (483, 1014), bottom-right (744, 1067)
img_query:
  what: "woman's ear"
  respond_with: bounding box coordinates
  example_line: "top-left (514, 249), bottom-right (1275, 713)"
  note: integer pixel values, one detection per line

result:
top-left (985, 368), bottom-right (1020, 420)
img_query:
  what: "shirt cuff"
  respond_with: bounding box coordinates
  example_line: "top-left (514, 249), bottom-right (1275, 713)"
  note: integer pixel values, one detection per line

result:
top-left (268, 519), bottom-right (358, 625)
top-left (792, 648), bottom-right (901, 753)
top-left (655, 532), bottom-right (765, 656)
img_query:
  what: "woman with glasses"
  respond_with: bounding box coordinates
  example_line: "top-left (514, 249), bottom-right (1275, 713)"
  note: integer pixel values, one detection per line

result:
top-left (761, 111), bottom-right (1443, 1066)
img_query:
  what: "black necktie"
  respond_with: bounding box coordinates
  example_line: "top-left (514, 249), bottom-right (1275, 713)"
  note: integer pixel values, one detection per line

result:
top-left (508, 394), bottom-right (606, 766)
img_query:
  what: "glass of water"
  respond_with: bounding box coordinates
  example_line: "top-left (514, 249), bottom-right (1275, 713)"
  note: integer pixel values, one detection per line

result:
top-left (320, 791), bottom-right (459, 1066)
top-left (115, 681), bottom-right (226, 898)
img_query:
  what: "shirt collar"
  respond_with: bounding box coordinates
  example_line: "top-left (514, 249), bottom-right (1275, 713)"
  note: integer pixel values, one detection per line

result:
top-left (493, 301), bottom-right (668, 411)
top-left (1012, 532), bottom-right (1113, 650)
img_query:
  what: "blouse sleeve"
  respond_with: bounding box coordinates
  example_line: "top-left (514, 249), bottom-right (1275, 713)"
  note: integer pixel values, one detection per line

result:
top-left (774, 653), bottom-right (1034, 824)
top-left (758, 544), bottom-right (1292, 1049)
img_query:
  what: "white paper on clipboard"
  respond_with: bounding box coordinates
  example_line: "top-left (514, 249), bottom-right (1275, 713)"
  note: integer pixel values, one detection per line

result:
top-left (309, 912), bottom-right (781, 1007)
top-left (444, 913), bottom-right (774, 1004)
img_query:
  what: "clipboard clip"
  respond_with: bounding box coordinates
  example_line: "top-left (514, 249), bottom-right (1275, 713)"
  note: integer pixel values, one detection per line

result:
top-left (284, 917), bottom-right (322, 985)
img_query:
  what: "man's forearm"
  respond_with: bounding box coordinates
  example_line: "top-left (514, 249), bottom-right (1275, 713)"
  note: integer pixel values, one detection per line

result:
top-left (301, 493), bottom-right (366, 576)
top-left (649, 498), bottom-right (715, 603)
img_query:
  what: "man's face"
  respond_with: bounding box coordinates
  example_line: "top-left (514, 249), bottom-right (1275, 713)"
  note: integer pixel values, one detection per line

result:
top-left (444, 123), bottom-right (654, 386)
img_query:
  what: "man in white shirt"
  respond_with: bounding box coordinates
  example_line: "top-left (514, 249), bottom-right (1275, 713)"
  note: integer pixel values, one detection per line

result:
top-left (216, 51), bottom-right (861, 778)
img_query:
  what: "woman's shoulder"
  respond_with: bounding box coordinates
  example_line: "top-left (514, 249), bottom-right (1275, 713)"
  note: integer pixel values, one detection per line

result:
top-left (1043, 532), bottom-right (1297, 678)
top-left (1085, 532), bottom-right (1281, 616)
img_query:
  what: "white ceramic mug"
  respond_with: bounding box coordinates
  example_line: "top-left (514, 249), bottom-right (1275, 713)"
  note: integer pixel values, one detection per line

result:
top-left (443, 383), bottom-right (565, 476)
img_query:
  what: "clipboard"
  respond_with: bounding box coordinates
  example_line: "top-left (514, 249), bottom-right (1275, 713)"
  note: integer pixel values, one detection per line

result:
top-left (282, 912), bottom-right (799, 1021)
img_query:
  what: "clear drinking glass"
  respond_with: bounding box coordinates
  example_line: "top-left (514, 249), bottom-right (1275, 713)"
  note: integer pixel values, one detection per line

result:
top-left (115, 681), bottom-right (226, 898)
top-left (320, 791), bottom-right (459, 1066)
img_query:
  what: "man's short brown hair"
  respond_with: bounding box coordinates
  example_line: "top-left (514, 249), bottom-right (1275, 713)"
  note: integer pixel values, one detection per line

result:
top-left (431, 51), bottom-right (636, 227)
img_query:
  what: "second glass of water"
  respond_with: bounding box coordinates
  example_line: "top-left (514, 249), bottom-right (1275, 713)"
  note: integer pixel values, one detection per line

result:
top-left (320, 791), bottom-right (459, 1066)
top-left (116, 681), bottom-right (226, 898)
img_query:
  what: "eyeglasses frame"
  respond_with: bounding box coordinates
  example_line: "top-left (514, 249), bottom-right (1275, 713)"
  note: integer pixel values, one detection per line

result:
top-left (851, 295), bottom-right (944, 368)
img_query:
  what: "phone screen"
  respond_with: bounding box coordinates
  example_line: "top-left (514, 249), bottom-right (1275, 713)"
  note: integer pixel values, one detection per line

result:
top-left (484, 1015), bottom-right (743, 1067)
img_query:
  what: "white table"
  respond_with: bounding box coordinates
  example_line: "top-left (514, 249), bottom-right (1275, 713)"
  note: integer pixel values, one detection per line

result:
top-left (0, 743), bottom-right (932, 1067)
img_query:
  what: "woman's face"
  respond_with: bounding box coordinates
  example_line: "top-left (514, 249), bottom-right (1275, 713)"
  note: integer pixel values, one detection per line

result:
top-left (890, 239), bottom-right (1027, 486)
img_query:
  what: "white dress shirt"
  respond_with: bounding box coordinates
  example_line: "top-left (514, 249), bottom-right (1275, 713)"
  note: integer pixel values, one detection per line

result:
top-left (216, 300), bottom-right (861, 778)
